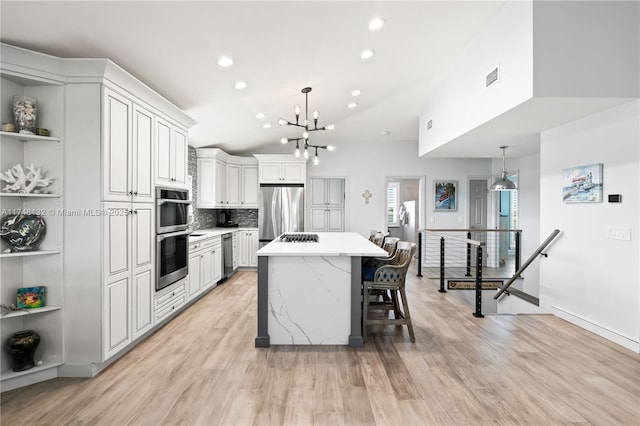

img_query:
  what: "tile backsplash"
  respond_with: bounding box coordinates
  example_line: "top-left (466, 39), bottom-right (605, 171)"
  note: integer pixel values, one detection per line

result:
top-left (188, 146), bottom-right (258, 230)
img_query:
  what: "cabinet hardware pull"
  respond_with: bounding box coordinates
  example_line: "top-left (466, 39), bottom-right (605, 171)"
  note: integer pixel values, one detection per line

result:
top-left (129, 191), bottom-right (133, 195)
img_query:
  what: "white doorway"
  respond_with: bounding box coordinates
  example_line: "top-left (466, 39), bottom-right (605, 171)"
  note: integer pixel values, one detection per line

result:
top-left (384, 176), bottom-right (426, 244)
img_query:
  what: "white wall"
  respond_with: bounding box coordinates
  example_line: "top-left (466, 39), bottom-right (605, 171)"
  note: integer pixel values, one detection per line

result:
top-left (419, 0), bottom-right (534, 155)
top-left (304, 139), bottom-right (491, 237)
top-left (540, 100), bottom-right (639, 352)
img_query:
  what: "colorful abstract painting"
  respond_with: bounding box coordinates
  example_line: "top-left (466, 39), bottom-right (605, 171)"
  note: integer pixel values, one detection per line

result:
top-left (16, 286), bottom-right (45, 309)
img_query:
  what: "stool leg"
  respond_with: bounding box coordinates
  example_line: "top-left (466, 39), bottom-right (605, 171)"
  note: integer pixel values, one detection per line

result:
top-left (399, 288), bottom-right (415, 343)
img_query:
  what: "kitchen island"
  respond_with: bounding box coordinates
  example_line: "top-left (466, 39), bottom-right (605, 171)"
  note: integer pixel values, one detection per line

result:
top-left (255, 232), bottom-right (387, 347)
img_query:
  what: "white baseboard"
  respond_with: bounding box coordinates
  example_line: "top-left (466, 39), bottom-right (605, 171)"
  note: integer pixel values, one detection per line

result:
top-left (552, 305), bottom-right (640, 353)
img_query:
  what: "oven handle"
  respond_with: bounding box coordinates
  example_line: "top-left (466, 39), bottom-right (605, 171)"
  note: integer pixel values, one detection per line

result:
top-left (157, 199), bottom-right (192, 206)
top-left (157, 229), bottom-right (192, 241)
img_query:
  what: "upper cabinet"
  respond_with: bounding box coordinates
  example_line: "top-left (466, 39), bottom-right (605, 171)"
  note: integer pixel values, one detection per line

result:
top-left (196, 148), bottom-right (258, 208)
top-left (155, 116), bottom-right (188, 187)
top-left (103, 89), bottom-right (154, 203)
top-left (254, 155), bottom-right (306, 184)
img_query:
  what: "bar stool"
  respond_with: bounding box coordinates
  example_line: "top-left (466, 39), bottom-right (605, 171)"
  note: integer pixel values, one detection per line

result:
top-left (362, 242), bottom-right (416, 342)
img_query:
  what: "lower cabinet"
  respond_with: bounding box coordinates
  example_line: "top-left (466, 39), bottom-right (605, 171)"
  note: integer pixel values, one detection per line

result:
top-left (232, 231), bottom-right (239, 270)
top-left (188, 236), bottom-right (222, 300)
top-left (103, 202), bottom-right (154, 359)
top-left (310, 208), bottom-right (345, 232)
top-left (154, 279), bottom-right (187, 323)
top-left (238, 229), bottom-right (259, 267)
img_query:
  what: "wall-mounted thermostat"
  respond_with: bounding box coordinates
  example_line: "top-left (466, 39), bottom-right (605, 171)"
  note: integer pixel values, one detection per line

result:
top-left (608, 194), bottom-right (621, 203)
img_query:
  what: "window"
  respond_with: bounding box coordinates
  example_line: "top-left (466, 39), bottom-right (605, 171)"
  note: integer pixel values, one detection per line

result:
top-left (387, 182), bottom-right (400, 226)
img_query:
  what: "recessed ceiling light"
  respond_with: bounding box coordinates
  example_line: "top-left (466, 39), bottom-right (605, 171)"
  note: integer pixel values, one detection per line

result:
top-left (382, 130), bottom-right (391, 136)
top-left (263, 123), bottom-right (272, 129)
top-left (360, 49), bottom-right (374, 60)
top-left (233, 81), bottom-right (247, 90)
top-left (369, 18), bottom-right (385, 31)
top-left (217, 56), bottom-right (233, 67)
top-left (348, 102), bottom-right (357, 109)
top-left (351, 89), bottom-right (361, 97)
top-left (256, 113), bottom-right (265, 119)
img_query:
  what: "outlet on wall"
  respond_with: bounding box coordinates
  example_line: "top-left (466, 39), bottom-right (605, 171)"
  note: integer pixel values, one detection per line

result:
top-left (607, 226), bottom-right (631, 241)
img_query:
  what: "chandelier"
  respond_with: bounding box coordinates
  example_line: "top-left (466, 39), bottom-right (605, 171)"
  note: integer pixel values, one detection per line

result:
top-left (279, 87), bottom-right (334, 165)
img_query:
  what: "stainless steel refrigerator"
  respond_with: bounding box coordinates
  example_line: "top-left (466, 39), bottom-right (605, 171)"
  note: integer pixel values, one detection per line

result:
top-left (258, 184), bottom-right (304, 247)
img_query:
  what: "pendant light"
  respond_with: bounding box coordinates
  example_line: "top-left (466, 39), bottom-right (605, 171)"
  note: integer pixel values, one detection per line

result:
top-left (278, 87), bottom-right (335, 165)
top-left (490, 146), bottom-right (517, 191)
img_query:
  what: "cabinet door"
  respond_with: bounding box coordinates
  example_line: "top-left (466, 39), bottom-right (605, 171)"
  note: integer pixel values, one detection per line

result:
top-left (215, 160), bottom-right (226, 206)
top-left (238, 232), bottom-right (249, 267)
top-left (132, 205), bottom-right (153, 269)
top-left (232, 232), bottom-right (239, 269)
top-left (132, 105), bottom-right (154, 202)
top-left (172, 127), bottom-right (187, 186)
top-left (326, 179), bottom-right (345, 207)
top-left (156, 118), bottom-right (172, 184)
top-left (104, 276), bottom-right (131, 358)
top-left (197, 158), bottom-right (216, 208)
top-left (133, 268), bottom-right (153, 338)
top-left (225, 163), bottom-right (241, 207)
top-left (327, 208), bottom-right (345, 232)
top-left (103, 203), bottom-right (131, 282)
top-left (310, 209), bottom-right (328, 232)
top-left (213, 247), bottom-right (222, 283)
top-left (282, 163), bottom-right (305, 183)
top-left (103, 88), bottom-right (132, 202)
top-left (201, 249), bottom-right (213, 290)
top-left (241, 165), bottom-right (259, 207)
top-left (259, 163), bottom-right (282, 183)
top-left (310, 178), bottom-right (327, 206)
top-left (248, 230), bottom-right (259, 267)
top-left (188, 252), bottom-right (202, 298)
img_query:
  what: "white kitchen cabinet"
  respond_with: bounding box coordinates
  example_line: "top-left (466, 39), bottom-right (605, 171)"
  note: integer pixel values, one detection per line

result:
top-left (238, 229), bottom-right (259, 267)
top-left (187, 236), bottom-right (221, 301)
top-left (102, 202), bottom-right (154, 358)
top-left (103, 89), bottom-right (154, 203)
top-left (310, 208), bottom-right (345, 232)
top-left (241, 165), bottom-right (259, 207)
top-left (258, 162), bottom-right (305, 184)
top-left (308, 178), bottom-right (345, 232)
top-left (232, 231), bottom-right (239, 270)
top-left (156, 116), bottom-right (188, 187)
top-left (196, 149), bottom-right (258, 208)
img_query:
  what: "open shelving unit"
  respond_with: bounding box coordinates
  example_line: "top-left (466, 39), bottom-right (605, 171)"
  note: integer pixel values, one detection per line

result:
top-left (0, 72), bottom-right (65, 392)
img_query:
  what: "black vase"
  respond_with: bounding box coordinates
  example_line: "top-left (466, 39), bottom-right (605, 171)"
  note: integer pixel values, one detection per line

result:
top-left (5, 330), bottom-right (40, 372)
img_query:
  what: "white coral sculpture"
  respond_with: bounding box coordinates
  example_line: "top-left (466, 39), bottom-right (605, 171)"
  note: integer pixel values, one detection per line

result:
top-left (0, 163), bottom-right (54, 194)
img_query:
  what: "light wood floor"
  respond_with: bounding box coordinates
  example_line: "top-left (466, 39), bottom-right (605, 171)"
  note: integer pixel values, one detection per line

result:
top-left (2, 264), bottom-right (639, 425)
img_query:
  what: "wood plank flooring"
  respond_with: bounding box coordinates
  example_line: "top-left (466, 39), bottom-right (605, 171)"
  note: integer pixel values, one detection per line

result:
top-left (2, 264), bottom-right (639, 425)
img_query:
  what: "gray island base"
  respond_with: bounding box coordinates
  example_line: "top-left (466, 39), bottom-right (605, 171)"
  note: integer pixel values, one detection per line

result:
top-left (255, 232), bottom-right (387, 347)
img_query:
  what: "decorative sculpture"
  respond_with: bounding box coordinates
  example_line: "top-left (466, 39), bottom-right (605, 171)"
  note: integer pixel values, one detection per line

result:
top-left (0, 163), bottom-right (53, 194)
top-left (362, 189), bottom-right (372, 204)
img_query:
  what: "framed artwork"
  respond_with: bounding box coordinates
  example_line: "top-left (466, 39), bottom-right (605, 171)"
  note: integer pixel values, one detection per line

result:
top-left (562, 163), bottom-right (603, 203)
top-left (434, 180), bottom-right (457, 211)
top-left (16, 286), bottom-right (45, 309)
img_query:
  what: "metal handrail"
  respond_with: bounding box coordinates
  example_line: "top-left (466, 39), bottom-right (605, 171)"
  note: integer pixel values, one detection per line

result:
top-left (494, 229), bottom-right (561, 300)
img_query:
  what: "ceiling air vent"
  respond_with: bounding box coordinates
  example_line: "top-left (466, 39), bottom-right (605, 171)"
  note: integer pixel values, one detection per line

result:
top-left (427, 119), bottom-right (433, 130)
top-left (486, 66), bottom-right (499, 87)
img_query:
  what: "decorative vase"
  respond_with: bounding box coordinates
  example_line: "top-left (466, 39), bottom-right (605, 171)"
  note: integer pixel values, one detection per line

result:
top-left (13, 95), bottom-right (38, 135)
top-left (5, 330), bottom-right (40, 372)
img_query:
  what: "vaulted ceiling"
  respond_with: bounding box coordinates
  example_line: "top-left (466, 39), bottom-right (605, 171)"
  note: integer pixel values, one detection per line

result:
top-left (1, 1), bottom-right (508, 155)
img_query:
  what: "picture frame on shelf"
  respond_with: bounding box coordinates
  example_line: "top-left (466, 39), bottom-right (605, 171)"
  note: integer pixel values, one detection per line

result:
top-left (434, 180), bottom-right (458, 211)
top-left (16, 286), bottom-right (46, 309)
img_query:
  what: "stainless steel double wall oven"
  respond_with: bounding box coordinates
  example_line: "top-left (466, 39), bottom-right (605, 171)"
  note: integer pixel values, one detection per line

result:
top-left (156, 187), bottom-right (191, 291)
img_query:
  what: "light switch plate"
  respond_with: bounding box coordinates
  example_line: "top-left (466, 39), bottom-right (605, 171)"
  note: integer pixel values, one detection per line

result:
top-left (607, 226), bottom-right (631, 241)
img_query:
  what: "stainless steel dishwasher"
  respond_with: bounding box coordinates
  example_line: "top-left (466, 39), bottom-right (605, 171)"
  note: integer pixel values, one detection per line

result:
top-left (221, 233), bottom-right (234, 280)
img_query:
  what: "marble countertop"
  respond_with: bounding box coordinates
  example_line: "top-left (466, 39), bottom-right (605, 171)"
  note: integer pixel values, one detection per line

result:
top-left (189, 227), bottom-right (257, 242)
top-left (256, 232), bottom-right (388, 257)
